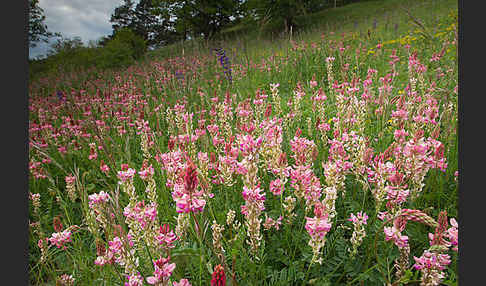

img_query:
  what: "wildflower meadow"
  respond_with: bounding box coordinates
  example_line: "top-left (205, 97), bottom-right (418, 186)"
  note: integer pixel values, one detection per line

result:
top-left (28, 0), bottom-right (458, 285)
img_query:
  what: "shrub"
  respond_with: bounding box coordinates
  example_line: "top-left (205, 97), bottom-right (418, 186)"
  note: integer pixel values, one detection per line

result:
top-left (110, 28), bottom-right (147, 60)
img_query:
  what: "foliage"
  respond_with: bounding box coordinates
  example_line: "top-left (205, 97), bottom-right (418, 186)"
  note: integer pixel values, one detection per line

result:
top-left (172, 0), bottom-right (245, 40)
top-left (110, 0), bottom-right (173, 47)
top-left (244, 0), bottom-right (324, 33)
top-left (28, 0), bottom-right (458, 285)
top-left (29, 29), bottom-right (146, 79)
top-left (28, 0), bottom-right (59, 47)
top-left (110, 27), bottom-right (147, 60)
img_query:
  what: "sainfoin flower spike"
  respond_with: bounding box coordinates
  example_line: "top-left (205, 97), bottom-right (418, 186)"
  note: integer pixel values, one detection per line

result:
top-left (305, 201), bottom-right (332, 264)
top-left (211, 264), bottom-right (226, 286)
top-left (173, 279), bottom-right (192, 286)
top-left (146, 256), bottom-right (176, 285)
top-left (347, 212), bottom-right (368, 256)
top-left (49, 229), bottom-right (72, 249)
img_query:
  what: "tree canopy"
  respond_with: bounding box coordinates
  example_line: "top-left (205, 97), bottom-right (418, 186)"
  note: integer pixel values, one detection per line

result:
top-left (28, 0), bottom-right (59, 48)
top-left (108, 0), bottom-right (356, 47)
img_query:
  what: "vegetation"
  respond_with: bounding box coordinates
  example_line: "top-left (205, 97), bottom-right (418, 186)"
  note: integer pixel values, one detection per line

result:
top-left (28, 0), bottom-right (458, 285)
top-left (28, 0), bottom-right (59, 47)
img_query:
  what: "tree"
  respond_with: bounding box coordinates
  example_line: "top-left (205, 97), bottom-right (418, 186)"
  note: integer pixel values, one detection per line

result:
top-left (47, 36), bottom-right (84, 57)
top-left (29, 0), bottom-right (58, 47)
top-left (110, 0), bottom-right (173, 48)
top-left (245, 0), bottom-right (324, 33)
top-left (110, 0), bottom-right (136, 32)
top-left (169, 0), bottom-right (244, 40)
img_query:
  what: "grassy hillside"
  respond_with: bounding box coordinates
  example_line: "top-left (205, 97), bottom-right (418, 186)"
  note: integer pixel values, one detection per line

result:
top-left (28, 0), bottom-right (458, 285)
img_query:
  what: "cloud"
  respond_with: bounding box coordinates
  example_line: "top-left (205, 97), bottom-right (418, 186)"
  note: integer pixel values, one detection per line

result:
top-left (29, 0), bottom-right (130, 59)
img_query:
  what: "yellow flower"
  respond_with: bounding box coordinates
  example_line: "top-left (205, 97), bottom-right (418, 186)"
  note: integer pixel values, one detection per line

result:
top-left (434, 32), bottom-right (446, 38)
top-left (367, 50), bottom-right (375, 55)
top-left (328, 118), bottom-right (332, 124)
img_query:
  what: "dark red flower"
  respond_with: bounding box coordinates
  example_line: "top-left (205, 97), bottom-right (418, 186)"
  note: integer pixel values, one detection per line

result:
top-left (432, 211), bottom-right (448, 246)
top-left (53, 216), bottom-right (63, 232)
top-left (265, 104), bottom-right (272, 118)
top-left (211, 264), bottom-right (226, 286)
top-left (168, 138), bottom-right (175, 151)
top-left (95, 239), bottom-right (106, 256)
top-left (295, 128), bottom-right (302, 137)
top-left (184, 161), bottom-right (198, 193)
top-left (278, 152), bottom-right (288, 167)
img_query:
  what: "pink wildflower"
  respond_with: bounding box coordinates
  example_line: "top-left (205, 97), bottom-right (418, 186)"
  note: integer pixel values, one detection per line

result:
top-left (146, 257), bottom-right (176, 285)
top-left (384, 224), bottom-right (409, 248)
top-left (173, 279), bottom-right (192, 286)
top-left (413, 250), bottom-right (451, 271)
top-left (49, 229), bottom-right (72, 249)
top-left (305, 213), bottom-right (332, 240)
top-left (241, 186), bottom-right (266, 216)
top-left (118, 168), bottom-right (136, 182)
top-left (100, 160), bottom-right (110, 175)
top-left (269, 178), bottom-right (284, 196)
top-left (157, 224), bottom-right (178, 249)
top-left (447, 218), bottom-right (458, 252)
top-left (125, 273), bottom-right (144, 286)
top-left (348, 211), bottom-right (368, 225)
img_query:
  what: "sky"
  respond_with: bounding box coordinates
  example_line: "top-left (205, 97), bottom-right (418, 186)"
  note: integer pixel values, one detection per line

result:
top-left (29, 0), bottom-right (128, 59)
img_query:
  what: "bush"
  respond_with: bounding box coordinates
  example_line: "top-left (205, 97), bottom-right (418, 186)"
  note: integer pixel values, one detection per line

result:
top-left (110, 28), bottom-right (147, 60)
top-left (29, 29), bottom-right (147, 79)
top-left (96, 28), bottom-right (147, 69)
top-left (98, 38), bottom-right (135, 69)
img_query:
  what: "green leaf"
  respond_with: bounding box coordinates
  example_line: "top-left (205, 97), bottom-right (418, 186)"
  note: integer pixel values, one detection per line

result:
top-left (171, 248), bottom-right (199, 258)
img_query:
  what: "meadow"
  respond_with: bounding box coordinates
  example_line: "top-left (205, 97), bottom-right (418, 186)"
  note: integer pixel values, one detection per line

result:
top-left (28, 0), bottom-right (458, 285)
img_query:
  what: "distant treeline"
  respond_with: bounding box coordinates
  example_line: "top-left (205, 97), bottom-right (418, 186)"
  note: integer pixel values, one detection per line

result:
top-left (28, 0), bottom-right (371, 78)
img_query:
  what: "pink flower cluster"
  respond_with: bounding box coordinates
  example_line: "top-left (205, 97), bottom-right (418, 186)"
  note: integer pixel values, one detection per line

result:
top-left (263, 215), bottom-right (283, 231)
top-left (158, 149), bottom-right (185, 188)
top-left (241, 186), bottom-right (266, 216)
top-left (123, 201), bottom-right (158, 229)
top-left (65, 175), bottom-right (76, 184)
top-left (290, 134), bottom-right (317, 166)
top-left (260, 118), bottom-right (283, 147)
top-left (172, 184), bottom-right (207, 214)
top-left (100, 160), bottom-right (110, 175)
top-left (88, 191), bottom-right (111, 209)
top-left (146, 257), bottom-right (176, 285)
top-left (171, 163), bottom-right (206, 214)
top-left (447, 218), bottom-right (458, 252)
top-left (118, 167), bottom-right (136, 183)
top-left (138, 163), bottom-right (155, 180)
top-left (384, 218), bottom-right (409, 248)
top-left (95, 235), bottom-right (134, 266)
top-left (348, 211), bottom-right (368, 225)
top-left (49, 230), bottom-right (72, 249)
top-left (237, 134), bottom-right (263, 157)
top-left (156, 224), bottom-right (178, 249)
top-left (413, 250), bottom-right (451, 271)
top-left (290, 165), bottom-right (322, 205)
top-left (173, 279), bottom-right (192, 286)
top-left (125, 273), bottom-right (144, 286)
top-left (305, 203), bottom-right (332, 240)
top-left (401, 137), bottom-right (447, 172)
top-left (269, 178), bottom-right (284, 196)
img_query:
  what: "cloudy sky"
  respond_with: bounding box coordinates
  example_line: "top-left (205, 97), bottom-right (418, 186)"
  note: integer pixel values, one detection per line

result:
top-left (29, 0), bottom-right (128, 59)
